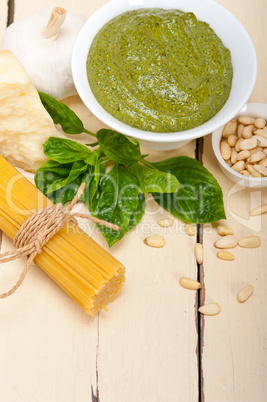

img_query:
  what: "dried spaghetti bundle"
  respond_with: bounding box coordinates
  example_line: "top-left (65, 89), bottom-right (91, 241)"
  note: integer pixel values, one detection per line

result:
top-left (0, 155), bottom-right (125, 315)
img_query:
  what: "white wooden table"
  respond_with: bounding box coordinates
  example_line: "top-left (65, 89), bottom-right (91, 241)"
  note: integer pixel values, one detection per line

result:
top-left (0, 1), bottom-right (266, 401)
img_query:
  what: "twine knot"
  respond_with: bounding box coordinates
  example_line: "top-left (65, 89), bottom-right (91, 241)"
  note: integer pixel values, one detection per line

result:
top-left (0, 183), bottom-right (120, 299)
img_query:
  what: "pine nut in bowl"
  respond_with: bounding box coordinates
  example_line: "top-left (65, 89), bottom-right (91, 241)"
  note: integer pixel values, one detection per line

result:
top-left (72, 0), bottom-right (257, 151)
top-left (212, 103), bottom-right (267, 188)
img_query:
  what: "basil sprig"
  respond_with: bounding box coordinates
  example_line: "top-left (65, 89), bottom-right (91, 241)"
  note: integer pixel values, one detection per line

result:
top-left (35, 94), bottom-right (225, 247)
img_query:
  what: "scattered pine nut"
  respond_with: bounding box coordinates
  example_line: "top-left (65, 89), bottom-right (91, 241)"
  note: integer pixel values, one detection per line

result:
top-left (198, 302), bottom-right (221, 316)
top-left (157, 218), bottom-right (174, 227)
top-left (144, 235), bottom-right (165, 248)
top-left (185, 223), bottom-right (196, 236)
top-left (250, 204), bottom-right (267, 216)
top-left (179, 277), bottom-right (201, 290)
top-left (214, 235), bottom-right (237, 249)
top-left (194, 243), bottom-right (203, 264)
top-left (217, 250), bottom-right (235, 261)
top-left (217, 225), bottom-right (234, 236)
top-left (237, 285), bottom-right (254, 303)
top-left (238, 235), bottom-right (261, 248)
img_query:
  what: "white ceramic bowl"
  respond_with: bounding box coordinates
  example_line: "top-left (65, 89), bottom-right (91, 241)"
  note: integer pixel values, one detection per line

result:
top-left (72, 0), bottom-right (257, 150)
top-left (212, 103), bottom-right (267, 188)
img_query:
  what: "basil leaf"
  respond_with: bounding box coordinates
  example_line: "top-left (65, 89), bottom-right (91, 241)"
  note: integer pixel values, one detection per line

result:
top-left (83, 160), bottom-right (106, 210)
top-left (127, 193), bottom-right (145, 232)
top-left (92, 165), bottom-right (140, 247)
top-left (38, 92), bottom-right (95, 136)
top-left (34, 160), bottom-right (84, 205)
top-left (46, 160), bottom-right (88, 194)
top-left (152, 156), bottom-right (226, 223)
top-left (97, 129), bottom-right (141, 165)
top-left (127, 163), bottom-right (179, 193)
top-left (43, 137), bottom-right (93, 163)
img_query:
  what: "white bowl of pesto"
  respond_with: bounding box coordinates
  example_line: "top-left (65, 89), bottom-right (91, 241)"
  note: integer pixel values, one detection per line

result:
top-left (72, 0), bottom-right (257, 151)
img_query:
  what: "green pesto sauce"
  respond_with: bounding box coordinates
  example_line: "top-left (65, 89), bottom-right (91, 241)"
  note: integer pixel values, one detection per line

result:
top-left (86, 9), bottom-right (233, 133)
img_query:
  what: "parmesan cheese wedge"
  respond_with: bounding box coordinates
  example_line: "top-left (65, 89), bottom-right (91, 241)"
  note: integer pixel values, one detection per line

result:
top-left (0, 50), bottom-right (57, 172)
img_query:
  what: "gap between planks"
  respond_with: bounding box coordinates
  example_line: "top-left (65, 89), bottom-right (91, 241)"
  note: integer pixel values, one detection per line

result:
top-left (196, 136), bottom-right (206, 402)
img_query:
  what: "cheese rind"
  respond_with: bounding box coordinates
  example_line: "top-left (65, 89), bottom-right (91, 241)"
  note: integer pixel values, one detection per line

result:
top-left (0, 50), bottom-right (57, 172)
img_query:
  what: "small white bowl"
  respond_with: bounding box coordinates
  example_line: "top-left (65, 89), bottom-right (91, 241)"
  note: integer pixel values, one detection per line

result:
top-left (72, 0), bottom-right (257, 150)
top-left (212, 103), bottom-right (267, 188)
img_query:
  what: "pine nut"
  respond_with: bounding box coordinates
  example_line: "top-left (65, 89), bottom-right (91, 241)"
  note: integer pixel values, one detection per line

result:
top-left (239, 138), bottom-right (258, 150)
top-left (250, 146), bottom-right (263, 154)
top-left (241, 170), bottom-right (251, 176)
top-left (249, 151), bottom-right (266, 163)
top-left (228, 135), bottom-right (238, 147)
top-left (185, 223), bottom-right (196, 236)
top-left (238, 116), bottom-right (255, 125)
top-left (250, 204), bottom-right (267, 216)
top-left (238, 235), bottom-right (261, 248)
top-left (234, 138), bottom-right (243, 152)
top-left (253, 135), bottom-right (267, 147)
top-left (251, 172), bottom-right (262, 178)
top-left (179, 277), bottom-right (201, 290)
top-left (264, 148), bottom-right (267, 155)
top-left (232, 160), bottom-right (245, 173)
top-left (253, 165), bottom-right (267, 176)
top-left (158, 218), bottom-right (174, 227)
top-left (237, 124), bottom-right (244, 138)
top-left (253, 128), bottom-right (267, 138)
top-left (217, 225), bottom-right (234, 236)
top-left (198, 302), bottom-right (221, 316)
top-left (259, 157), bottom-right (267, 167)
top-left (254, 118), bottom-right (266, 129)
top-left (246, 164), bottom-right (256, 174)
top-left (225, 159), bottom-right (232, 167)
top-left (217, 250), bottom-right (235, 261)
top-left (241, 125), bottom-right (253, 139)
top-left (222, 119), bottom-right (237, 138)
top-left (194, 243), bottom-right (203, 264)
top-left (231, 149), bottom-right (238, 164)
top-left (237, 285), bottom-right (254, 303)
top-left (144, 235), bottom-right (165, 248)
top-left (220, 142), bottom-right (231, 160)
top-left (236, 150), bottom-right (251, 161)
top-left (214, 235), bottom-right (237, 249)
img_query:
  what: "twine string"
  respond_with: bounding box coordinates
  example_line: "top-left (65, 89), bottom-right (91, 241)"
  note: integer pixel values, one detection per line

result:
top-left (0, 183), bottom-right (120, 299)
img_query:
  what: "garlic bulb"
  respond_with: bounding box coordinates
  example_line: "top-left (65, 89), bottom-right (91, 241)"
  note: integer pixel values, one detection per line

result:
top-left (1, 7), bottom-right (87, 100)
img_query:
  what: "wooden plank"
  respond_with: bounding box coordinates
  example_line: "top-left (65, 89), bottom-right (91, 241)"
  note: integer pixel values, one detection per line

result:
top-left (0, 1), bottom-right (199, 401)
top-left (201, 1), bottom-right (267, 400)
